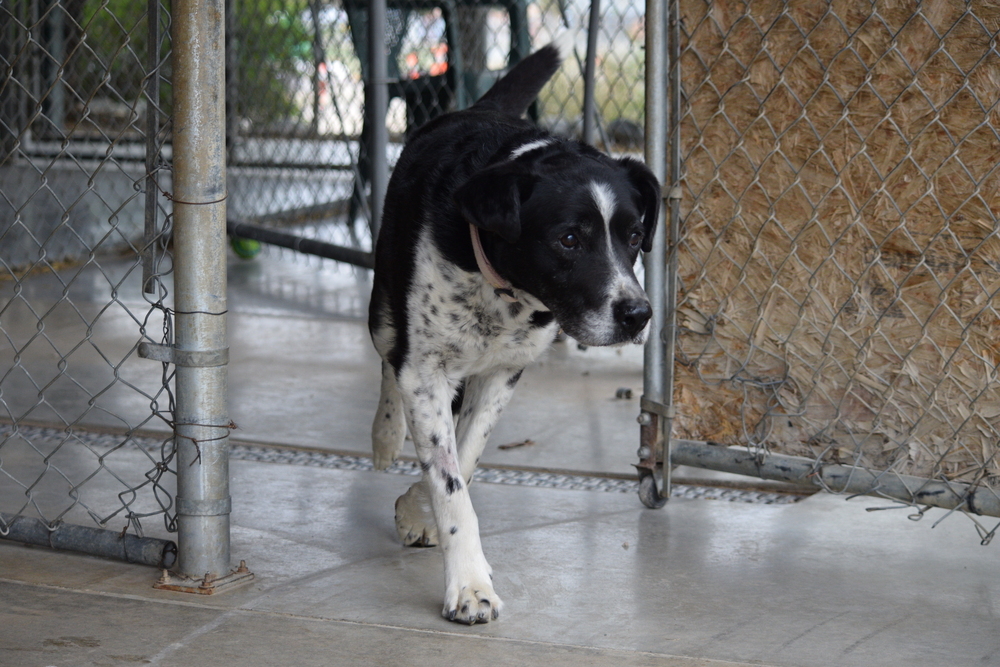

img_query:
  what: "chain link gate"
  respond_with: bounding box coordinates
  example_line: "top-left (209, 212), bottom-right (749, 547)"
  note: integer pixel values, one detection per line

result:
top-left (0, 0), bottom-right (654, 581)
top-left (1, 0), bottom-right (178, 564)
top-left (222, 0), bottom-right (652, 263)
top-left (1, 0), bottom-right (249, 588)
top-left (638, 0), bottom-right (1000, 543)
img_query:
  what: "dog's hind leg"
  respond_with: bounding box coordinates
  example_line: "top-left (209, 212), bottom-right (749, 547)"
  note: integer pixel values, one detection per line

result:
top-left (372, 360), bottom-right (407, 470)
top-left (394, 478), bottom-right (438, 547)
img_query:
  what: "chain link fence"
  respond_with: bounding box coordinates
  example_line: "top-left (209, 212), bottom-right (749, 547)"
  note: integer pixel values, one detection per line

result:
top-left (4, 0), bottom-right (997, 566)
top-left (1, 0), bottom-right (178, 557)
top-left (666, 0), bottom-right (1000, 540)
top-left (225, 0), bottom-right (651, 261)
top-left (0, 0), bottom-right (652, 568)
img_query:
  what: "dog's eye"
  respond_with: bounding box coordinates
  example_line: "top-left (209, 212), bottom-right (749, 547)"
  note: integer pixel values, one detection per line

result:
top-left (559, 233), bottom-right (579, 249)
top-left (628, 231), bottom-right (643, 248)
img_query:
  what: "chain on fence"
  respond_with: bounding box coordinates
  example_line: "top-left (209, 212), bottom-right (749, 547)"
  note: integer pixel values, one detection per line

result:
top-left (671, 0), bottom-right (1000, 536)
top-left (227, 0), bottom-right (651, 264)
top-left (0, 0), bottom-right (177, 540)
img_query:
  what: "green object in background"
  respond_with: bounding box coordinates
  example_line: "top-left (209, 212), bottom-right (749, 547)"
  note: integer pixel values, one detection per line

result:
top-left (230, 236), bottom-right (262, 259)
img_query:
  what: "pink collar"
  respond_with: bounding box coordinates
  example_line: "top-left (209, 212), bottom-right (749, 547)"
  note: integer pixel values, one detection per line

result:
top-left (469, 224), bottom-right (517, 302)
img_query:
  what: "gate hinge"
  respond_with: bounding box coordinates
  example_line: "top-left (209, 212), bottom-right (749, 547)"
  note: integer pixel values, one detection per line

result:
top-left (175, 496), bottom-right (232, 517)
top-left (138, 342), bottom-right (229, 368)
top-left (640, 396), bottom-right (677, 419)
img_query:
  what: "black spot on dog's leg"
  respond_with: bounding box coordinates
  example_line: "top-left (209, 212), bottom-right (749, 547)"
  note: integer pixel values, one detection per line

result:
top-left (450, 526), bottom-right (458, 534)
top-left (420, 461), bottom-right (431, 472)
top-left (441, 470), bottom-right (462, 494)
top-left (507, 369), bottom-right (524, 388)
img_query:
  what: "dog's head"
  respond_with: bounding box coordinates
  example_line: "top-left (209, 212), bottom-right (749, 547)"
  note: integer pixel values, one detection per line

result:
top-left (456, 148), bottom-right (660, 346)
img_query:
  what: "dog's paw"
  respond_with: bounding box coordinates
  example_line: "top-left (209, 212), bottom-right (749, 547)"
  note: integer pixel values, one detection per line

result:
top-left (442, 575), bottom-right (503, 624)
top-left (395, 482), bottom-right (439, 547)
top-left (373, 445), bottom-right (401, 471)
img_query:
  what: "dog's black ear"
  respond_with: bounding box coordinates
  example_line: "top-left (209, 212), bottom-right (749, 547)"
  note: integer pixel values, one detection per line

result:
top-left (454, 163), bottom-right (533, 244)
top-left (617, 157), bottom-right (661, 253)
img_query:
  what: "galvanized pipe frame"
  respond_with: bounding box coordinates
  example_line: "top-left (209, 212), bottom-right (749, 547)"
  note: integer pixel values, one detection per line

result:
top-left (660, 0), bottom-right (682, 498)
top-left (226, 219), bottom-right (374, 269)
top-left (1, 512), bottom-right (177, 568)
top-left (366, 0), bottom-right (389, 242)
top-left (169, 0), bottom-right (235, 581)
top-left (141, 0), bottom-right (162, 296)
top-left (670, 440), bottom-right (1000, 522)
top-left (637, 0), bottom-right (670, 506)
top-left (581, 0), bottom-right (602, 146)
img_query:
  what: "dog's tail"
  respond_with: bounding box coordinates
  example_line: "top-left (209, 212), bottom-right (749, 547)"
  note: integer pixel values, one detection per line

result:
top-left (473, 44), bottom-right (562, 117)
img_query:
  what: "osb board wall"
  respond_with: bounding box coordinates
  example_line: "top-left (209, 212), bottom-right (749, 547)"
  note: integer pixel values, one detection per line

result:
top-left (673, 0), bottom-right (1000, 484)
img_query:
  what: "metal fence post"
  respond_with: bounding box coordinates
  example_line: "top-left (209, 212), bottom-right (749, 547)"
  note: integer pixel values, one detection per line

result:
top-left (161, 0), bottom-right (249, 591)
top-left (660, 0), bottom-right (683, 498)
top-left (367, 0), bottom-right (389, 241)
top-left (637, 0), bottom-right (670, 508)
top-left (581, 0), bottom-right (601, 146)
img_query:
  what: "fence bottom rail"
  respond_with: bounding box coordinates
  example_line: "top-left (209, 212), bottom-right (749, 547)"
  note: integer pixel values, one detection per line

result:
top-left (0, 513), bottom-right (177, 568)
top-left (666, 440), bottom-right (1000, 519)
top-left (227, 220), bottom-right (374, 269)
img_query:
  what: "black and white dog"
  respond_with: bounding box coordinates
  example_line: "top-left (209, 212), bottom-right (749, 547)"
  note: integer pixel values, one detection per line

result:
top-left (368, 43), bottom-right (660, 624)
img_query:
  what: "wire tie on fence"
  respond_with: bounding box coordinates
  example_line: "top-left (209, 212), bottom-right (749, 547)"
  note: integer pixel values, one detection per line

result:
top-left (160, 190), bottom-right (229, 207)
top-left (170, 309), bottom-right (229, 317)
top-left (172, 421), bottom-right (238, 465)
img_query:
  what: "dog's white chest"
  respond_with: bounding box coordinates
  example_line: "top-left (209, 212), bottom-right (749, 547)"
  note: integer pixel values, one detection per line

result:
top-left (407, 235), bottom-right (557, 379)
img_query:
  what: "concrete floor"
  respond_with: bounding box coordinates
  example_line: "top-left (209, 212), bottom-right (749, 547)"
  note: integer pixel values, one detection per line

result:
top-left (1, 250), bottom-right (999, 666)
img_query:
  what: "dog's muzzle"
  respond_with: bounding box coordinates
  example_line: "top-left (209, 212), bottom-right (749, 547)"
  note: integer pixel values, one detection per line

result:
top-left (614, 297), bottom-right (652, 340)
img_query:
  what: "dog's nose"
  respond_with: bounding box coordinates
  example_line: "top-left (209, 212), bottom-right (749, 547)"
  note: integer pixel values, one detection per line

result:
top-left (613, 298), bottom-right (652, 337)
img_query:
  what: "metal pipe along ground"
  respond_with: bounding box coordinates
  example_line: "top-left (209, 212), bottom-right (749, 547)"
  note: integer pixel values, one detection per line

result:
top-left (670, 440), bottom-right (1000, 518)
top-left (0, 513), bottom-right (177, 568)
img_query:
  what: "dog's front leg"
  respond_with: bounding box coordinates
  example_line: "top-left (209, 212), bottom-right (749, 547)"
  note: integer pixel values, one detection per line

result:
top-left (397, 366), bottom-right (503, 624)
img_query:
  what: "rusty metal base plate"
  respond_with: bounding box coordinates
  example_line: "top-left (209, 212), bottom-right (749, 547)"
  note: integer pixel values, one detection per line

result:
top-left (153, 561), bottom-right (254, 594)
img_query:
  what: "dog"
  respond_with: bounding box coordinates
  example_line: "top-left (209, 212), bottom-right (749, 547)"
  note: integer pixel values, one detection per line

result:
top-left (368, 42), bottom-right (660, 624)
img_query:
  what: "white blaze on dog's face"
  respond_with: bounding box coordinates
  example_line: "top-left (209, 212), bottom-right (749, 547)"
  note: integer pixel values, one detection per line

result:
top-left (457, 151), bottom-right (660, 347)
top-left (576, 180), bottom-right (652, 345)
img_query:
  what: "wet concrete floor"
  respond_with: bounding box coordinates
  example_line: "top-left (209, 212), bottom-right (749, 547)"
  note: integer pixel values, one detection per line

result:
top-left (1, 251), bottom-right (998, 666)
